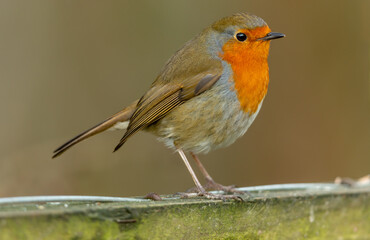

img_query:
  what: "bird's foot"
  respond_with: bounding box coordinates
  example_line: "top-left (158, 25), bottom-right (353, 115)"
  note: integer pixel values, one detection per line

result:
top-left (143, 192), bottom-right (162, 201)
top-left (199, 191), bottom-right (243, 201)
top-left (178, 191), bottom-right (243, 201)
top-left (186, 179), bottom-right (245, 195)
top-left (204, 181), bottom-right (245, 195)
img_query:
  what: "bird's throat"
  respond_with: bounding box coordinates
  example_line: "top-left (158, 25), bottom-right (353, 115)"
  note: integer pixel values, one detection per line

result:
top-left (221, 41), bottom-right (270, 114)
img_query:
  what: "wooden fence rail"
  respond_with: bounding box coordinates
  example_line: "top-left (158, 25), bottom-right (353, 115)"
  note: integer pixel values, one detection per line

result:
top-left (0, 183), bottom-right (369, 239)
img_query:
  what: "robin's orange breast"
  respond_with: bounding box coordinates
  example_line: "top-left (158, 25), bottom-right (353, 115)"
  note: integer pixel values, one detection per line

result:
top-left (221, 26), bottom-right (271, 114)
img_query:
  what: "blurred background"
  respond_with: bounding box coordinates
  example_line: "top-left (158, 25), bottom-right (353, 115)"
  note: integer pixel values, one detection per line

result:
top-left (0, 0), bottom-right (369, 197)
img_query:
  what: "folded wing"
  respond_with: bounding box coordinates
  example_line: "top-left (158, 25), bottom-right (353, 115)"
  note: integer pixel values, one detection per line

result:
top-left (113, 70), bottom-right (221, 151)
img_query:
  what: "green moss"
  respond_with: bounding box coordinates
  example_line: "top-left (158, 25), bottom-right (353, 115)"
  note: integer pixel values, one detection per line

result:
top-left (0, 216), bottom-right (120, 240)
top-left (123, 195), bottom-right (369, 239)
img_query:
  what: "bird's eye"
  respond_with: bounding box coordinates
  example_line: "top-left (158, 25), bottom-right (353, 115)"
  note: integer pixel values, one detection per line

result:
top-left (235, 32), bottom-right (247, 42)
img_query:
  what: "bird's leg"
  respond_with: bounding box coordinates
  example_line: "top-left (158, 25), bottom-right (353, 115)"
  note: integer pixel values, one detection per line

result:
top-left (176, 149), bottom-right (241, 201)
top-left (189, 152), bottom-right (244, 194)
top-left (190, 152), bottom-right (215, 184)
top-left (177, 149), bottom-right (205, 194)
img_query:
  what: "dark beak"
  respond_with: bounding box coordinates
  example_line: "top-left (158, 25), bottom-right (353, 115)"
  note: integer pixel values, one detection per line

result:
top-left (258, 32), bottom-right (285, 41)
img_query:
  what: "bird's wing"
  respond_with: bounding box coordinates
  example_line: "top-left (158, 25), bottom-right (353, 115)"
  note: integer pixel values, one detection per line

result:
top-left (114, 69), bottom-right (222, 151)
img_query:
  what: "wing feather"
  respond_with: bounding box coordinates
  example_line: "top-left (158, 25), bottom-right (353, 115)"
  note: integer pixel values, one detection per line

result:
top-left (113, 69), bottom-right (222, 151)
top-left (114, 86), bottom-right (183, 151)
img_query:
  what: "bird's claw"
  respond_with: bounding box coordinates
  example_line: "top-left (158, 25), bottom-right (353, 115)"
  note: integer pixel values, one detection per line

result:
top-left (178, 191), bottom-right (243, 201)
top-left (186, 180), bottom-right (246, 195)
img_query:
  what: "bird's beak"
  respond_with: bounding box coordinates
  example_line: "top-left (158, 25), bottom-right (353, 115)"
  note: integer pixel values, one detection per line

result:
top-left (258, 32), bottom-right (285, 41)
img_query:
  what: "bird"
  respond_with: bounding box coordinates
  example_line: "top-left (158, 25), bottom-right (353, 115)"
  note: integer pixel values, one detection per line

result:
top-left (53, 13), bottom-right (285, 200)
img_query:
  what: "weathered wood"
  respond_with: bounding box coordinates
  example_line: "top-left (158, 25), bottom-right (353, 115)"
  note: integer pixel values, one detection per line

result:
top-left (0, 183), bottom-right (369, 239)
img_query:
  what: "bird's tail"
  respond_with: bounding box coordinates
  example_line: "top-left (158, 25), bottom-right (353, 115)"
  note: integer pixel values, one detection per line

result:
top-left (52, 100), bottom-right (138, 158)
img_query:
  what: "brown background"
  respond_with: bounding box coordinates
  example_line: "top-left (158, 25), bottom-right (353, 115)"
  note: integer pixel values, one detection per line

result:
top-left (0, 0), bottom-right (369, 197)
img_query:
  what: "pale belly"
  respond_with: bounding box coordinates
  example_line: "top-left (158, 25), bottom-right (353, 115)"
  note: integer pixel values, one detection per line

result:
top-left (146, 81), bottom-right (263, 154)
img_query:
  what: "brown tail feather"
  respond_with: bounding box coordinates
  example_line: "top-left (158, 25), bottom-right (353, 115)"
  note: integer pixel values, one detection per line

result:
top-left (52, 100), bottom-right (138, 158)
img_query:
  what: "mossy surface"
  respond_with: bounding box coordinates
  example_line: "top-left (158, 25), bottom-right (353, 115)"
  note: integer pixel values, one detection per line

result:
top-left (0, 184), bottom-right (369, 240)
top-left (0, 216), bottom-right (120, 240)
top-left (126, 194), bottom-right (369, 240)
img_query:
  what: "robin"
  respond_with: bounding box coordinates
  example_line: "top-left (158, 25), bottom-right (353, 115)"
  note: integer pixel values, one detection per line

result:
top-left (53, 13), bottom-right (285, 200)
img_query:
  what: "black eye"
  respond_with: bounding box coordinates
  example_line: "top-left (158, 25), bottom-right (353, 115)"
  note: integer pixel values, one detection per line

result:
top-left (236, 32), bottom-right (247, 42)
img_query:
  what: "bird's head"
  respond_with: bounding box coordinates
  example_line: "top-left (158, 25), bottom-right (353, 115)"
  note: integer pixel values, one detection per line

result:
top-left (204, 13), bottom-right (285, 62)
